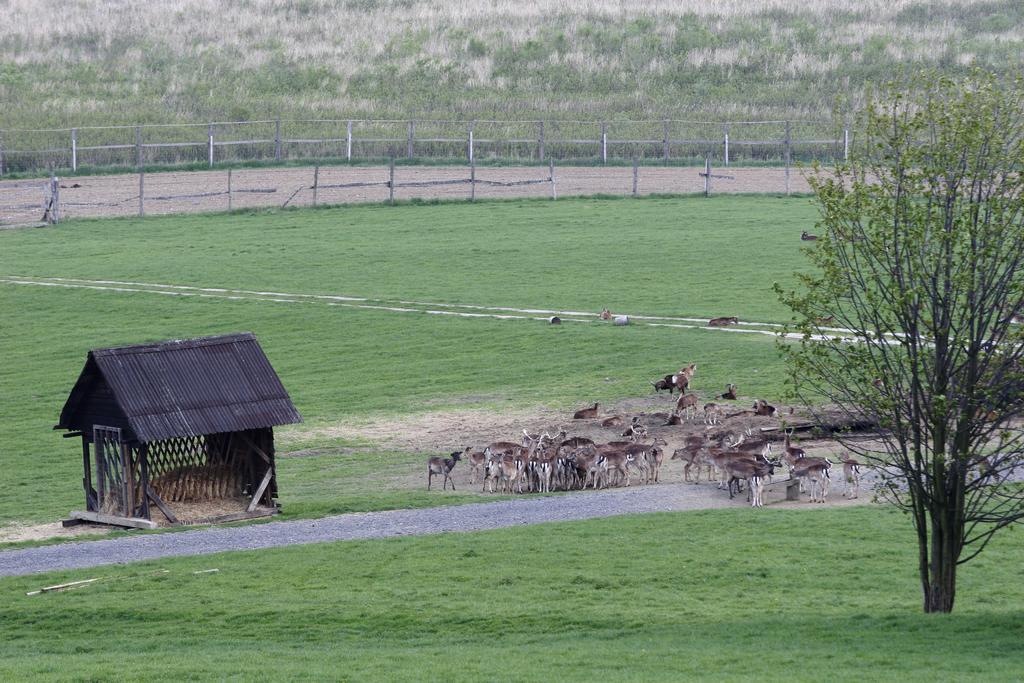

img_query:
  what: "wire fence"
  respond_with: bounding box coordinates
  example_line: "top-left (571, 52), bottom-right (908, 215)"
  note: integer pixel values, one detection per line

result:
top-left (0, 160), bottom-right (816, 227)
top-left (0, 118), bottom-right (849, 176)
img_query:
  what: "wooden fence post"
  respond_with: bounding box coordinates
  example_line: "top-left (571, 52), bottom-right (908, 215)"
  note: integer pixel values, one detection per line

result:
top-left (601, 122), bottom-right (607, 164)
top-left (313, 165), bottom-right (319, 206)
top-left (227, 169), bottom-right (232, 211)
top-left (784, 120), bottom-right (791, 196)
top-left (632, 156), bottom-right (638, 197)
top-left (135, 126), bottom-right (143, 168)
top-left (470, 158), bottom-right (476, 202)
top-left (723, 125), bottom-right (729, 167)
top-left (843, 128), bottom-right (850, 161)
top-left (407, 120), bottom-right (415, 159)
top-left (704, 158), bottom-right (711, 197)
top-left (208, 123), bottom-right (214, 167)
top-left (274, 119), bottom-right (282, 161)
top-left (467, 123), bottom-right (474, 163)
top-left (388, 156), bottom-right (395, 203)
top-left (138, 170), bottom-right (145, 217)
top-left (50, 176), bottom-right (61, 223)
top-left (71, 128), bottom-right (78, 172)
top-left (549, 160), bottom-right (556, 200)
top-left (663, 120), bottom-right (670, 161)
top-left (346, 120), bottom-right (353, 161)
top-left (538, 121), bottom-right (545, 161)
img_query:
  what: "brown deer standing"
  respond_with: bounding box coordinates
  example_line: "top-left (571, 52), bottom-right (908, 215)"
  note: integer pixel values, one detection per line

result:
top-left (427, 451), bottom-right (461, 491)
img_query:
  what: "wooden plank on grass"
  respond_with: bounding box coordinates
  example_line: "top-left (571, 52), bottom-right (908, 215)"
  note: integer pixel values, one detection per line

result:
top-left (69, 510), bottom-right (158, 530)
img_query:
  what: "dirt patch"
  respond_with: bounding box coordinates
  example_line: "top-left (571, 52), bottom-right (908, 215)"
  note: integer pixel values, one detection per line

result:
top-left (301, 395), bottom-right (853, 455)
top-left (0, 165), bottom-right (813, 222)
top-left (0, 521), bottom-right (115, 544)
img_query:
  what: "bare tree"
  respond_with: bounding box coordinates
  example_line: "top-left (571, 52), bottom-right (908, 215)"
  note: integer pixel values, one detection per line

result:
top-left (778, 71), bottom-right (1024, 613)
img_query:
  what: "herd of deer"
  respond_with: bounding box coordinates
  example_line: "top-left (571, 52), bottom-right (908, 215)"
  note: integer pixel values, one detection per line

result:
top-left (427, 422), bottom-right (863, 507)
top-left (427, 427), bottom-right (669, 495)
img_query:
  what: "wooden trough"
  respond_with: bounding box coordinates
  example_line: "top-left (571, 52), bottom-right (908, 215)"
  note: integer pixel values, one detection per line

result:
top-left (55, 333), bottom-right (302, 528)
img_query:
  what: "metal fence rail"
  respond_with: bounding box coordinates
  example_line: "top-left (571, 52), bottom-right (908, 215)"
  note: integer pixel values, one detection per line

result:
top-left (0, 118), bottom-right (850, 176)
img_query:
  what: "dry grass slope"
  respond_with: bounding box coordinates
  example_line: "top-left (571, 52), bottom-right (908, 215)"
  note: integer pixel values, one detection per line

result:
top-left (1, 0), bottom-right (1021, 127)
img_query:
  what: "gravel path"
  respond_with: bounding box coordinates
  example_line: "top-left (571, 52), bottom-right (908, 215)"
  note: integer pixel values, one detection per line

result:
top-left (1, 484), bottom-right (736, 578)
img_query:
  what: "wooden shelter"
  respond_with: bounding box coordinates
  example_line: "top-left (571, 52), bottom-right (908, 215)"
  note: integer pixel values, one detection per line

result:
top-left (55, 333), bottom-right (302, 528)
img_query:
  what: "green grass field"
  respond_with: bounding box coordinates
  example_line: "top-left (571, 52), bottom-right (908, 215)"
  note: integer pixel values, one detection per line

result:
top-left (2, 506), bottom-right (1022, 681)
top-left (0, 195), bottom-right (816, 526)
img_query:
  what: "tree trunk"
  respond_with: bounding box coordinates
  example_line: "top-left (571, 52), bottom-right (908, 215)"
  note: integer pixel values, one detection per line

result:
top-left (922, 512), bottom-right (958, 613)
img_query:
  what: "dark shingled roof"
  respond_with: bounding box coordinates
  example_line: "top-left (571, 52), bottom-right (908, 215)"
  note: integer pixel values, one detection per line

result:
top-left (56, 333), bottom-right (302, 443)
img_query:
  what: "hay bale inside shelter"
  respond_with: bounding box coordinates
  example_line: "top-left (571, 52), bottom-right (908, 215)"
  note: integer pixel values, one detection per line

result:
top-left (54, 333), bottom-right (302, 527)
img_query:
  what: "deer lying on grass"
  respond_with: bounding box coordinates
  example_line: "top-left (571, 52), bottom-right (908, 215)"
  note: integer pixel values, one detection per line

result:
top-left (427, 451), bottom-right (461, 491)
top-left (753, 399), bottom-right (777, 417)
top-left (841, 455), bottom-right (861, 498)
top-left (721, 384), bottom-right (738, 400)
top-left (602, 415), bottom-right (624, 427)
top-left (708, 316), bottom-right (739, 327)
top-left (573, 403), bottom-right (600, 419)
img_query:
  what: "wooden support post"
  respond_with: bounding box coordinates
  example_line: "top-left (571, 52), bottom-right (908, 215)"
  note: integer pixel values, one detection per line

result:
top-left (207, 123), bottom-right (214, 167)
top-left (146, 486), bottom-right (179, 525)
top-left (247, 466), bottom-right (274, 512)
top-left (632, 156), bottom-right (638, 197)
top-left (704, 158), bottom-right (711, 197)
top-left (50, 176), bottom-right (60, 223)
top-left (663, 120), bottom-right (670, 161)
top-left (346, 120), bottom-right (353, 161)
top-left (601, 122), bottom-right (607, 164)
top-left (135, 126), bottom-right (143, 168)
top-left (843, 128), bottom-right (850, 161)
top-left (784, 120), bottom-right (791, 196)
top-left (388, 156), bottom-right (395, 203)
top-left (227, 169), bottom-right (232, 211)
top-left (723, 126), bottom-right (729, 167)
top-left (549, 159), bottom-right (556, 200)
top-left (138, 170), bottom-right (145, 217)
top-left (470, 158), bottom-right (475, 202)
top-left (407, 120), bottom-right (415, 159)
top-left (120, 441), bottom-right (133, 518)
top-left (538, 121), bottom-right (545, 161)
top-left (81, 438), bottom-right (94, 511)
top-left (274, 119), bottom-right (282, 161)
top-left (312, 165), bottom-right (319, 206)
top-left (467, 124), bottom-right (474, 163)
top-left (71, 128), bottom-right (78, 172)
top-left (138, 445), bottom-right (151, 521)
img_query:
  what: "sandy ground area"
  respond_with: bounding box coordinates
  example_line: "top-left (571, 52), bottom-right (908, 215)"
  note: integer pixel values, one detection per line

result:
top-left (1, 164), bottom-right (812, 224)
